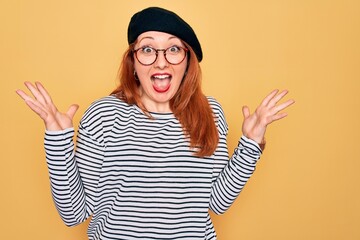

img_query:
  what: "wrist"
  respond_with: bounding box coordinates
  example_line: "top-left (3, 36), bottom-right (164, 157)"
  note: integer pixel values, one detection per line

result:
top-left (245, 134), bottom-right (266, 151)
top-left (45, 121), bottom-right (62, 131)
top-left (258, 138), bottom-right (266, 151)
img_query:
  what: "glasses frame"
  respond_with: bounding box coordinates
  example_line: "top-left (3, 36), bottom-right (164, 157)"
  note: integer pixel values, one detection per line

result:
top-left (133, 46), bottom-right (189, 66)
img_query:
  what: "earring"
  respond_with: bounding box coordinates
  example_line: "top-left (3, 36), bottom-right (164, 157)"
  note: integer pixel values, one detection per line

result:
top-left (134, 70), bottom-right (139, 81)
top-left (182, 71), bottom-right (187, 80)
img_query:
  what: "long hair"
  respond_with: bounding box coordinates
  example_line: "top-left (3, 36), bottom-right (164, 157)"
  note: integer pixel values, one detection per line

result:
top-left (111, 43), bottom-right (219, 157)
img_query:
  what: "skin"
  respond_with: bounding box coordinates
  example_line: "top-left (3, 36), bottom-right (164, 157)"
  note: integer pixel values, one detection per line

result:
top-left (16, 32), bottom-right (295, 144)
top-left (242, 89), bottom-right (295, 143)
top-left (133, 31), bottom-right (188, 113)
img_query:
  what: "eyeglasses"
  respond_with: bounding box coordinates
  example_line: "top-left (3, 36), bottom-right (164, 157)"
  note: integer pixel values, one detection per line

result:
top-left (133, 46), bottom-right (188, 66)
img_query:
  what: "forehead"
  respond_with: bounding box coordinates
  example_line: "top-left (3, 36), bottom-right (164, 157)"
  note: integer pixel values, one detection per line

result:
top-left (137, 31), bottom-right (182, 44)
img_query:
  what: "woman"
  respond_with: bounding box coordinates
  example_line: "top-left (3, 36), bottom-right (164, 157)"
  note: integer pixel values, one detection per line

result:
top-left (16, 7), bottom-right (294, 240)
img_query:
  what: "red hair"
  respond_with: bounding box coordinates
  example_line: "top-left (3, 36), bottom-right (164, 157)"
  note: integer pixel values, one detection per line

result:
top-left (111, 44), bottom-right (219, 157)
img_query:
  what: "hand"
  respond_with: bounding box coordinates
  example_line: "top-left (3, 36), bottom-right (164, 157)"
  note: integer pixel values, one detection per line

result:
top-left (242, 89), bottom-right (295, 144)
top-left (16, 82), bottom-right (79, 131)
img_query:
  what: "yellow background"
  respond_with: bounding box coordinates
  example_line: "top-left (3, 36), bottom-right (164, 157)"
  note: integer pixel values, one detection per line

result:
top-left (1, 0), bottom-right (359, 239)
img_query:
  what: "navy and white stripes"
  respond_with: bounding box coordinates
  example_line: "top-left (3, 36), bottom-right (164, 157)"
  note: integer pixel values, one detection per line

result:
top-left (44, 95), bottom-right (262, 239)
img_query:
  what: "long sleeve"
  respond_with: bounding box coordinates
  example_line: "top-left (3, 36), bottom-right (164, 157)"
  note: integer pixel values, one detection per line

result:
top-left (44, 101), bottom-right (107, 226)
top-left (44, 95), bottom-right (262, 239)
top-left (208, 97), bottom-right (262, 215)
top-left (209, 135), bottom-right (262, 215)
top-left (45, 128), bottom-right (89, 226)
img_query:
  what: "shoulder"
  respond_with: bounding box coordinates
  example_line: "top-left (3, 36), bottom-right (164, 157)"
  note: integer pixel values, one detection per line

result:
top-left (81, 95), bottom-right (131, 125)
top-left (86, 95), bottom-right (129, 110)
top-left (206, 96), bottom-right (225, 117)
top-left (206, 96), bottom-right (228, 135)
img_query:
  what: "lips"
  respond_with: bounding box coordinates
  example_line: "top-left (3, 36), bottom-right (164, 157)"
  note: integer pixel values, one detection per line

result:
top-left (151, 73), bottom-right (172, 93)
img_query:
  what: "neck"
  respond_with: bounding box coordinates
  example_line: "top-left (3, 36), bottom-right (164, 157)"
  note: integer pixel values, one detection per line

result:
top-left (143, 101), bottom-right (172, 113)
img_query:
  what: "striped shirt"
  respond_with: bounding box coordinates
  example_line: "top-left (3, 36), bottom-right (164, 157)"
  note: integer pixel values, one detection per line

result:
top-left (44, 95), bottom-right (262, 240)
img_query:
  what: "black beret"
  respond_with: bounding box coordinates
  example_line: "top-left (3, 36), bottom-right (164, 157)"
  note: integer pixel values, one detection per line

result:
top-left (127, 7), bottom-right (203, 62)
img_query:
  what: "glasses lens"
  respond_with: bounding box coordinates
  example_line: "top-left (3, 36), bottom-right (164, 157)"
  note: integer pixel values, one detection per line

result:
top-left (136, 47), bottom-right (156, 65)
top-left (165, 46), bottom-right (187, 65)
top-left (135, 46), bottom-right (187, 65)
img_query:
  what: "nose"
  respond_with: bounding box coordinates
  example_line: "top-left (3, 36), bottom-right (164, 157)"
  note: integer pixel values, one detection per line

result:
top-left (154, 50), bottom-right (168, 69)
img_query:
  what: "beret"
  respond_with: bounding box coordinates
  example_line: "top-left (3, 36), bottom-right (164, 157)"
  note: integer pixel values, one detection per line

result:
top-left (127, 7), bottom-right (203, 62)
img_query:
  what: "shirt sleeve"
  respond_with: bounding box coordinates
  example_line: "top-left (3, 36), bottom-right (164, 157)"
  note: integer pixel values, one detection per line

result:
top-left (44, 101), bottom-right (107, 226)
top-left (208, 98), bottom-right (262, 215)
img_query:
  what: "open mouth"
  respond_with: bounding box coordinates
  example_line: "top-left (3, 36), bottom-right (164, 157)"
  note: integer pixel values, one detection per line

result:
top-left (151, 73), bottom-right (172, 93)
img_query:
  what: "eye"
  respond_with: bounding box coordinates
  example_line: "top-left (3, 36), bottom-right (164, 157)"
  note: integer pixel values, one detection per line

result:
top-left (168, 46), bottom-right (181, 54)
top-left (141, 46), bottom-right (155, 54)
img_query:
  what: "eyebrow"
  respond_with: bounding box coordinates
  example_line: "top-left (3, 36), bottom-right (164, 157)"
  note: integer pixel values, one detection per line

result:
top-left (138, 36), bottom-right (154, 42)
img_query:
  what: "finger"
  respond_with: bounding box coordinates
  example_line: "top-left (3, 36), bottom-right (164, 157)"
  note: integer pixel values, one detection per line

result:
top-left (16, 87), bottom-right (48, 120)
top-left (242, 106), bottom-right (250, 119)
top-left (272, 99), bottom-right (295, 114)
top-left (66, 104), bottom-right (79, 119)
top-left (261, 89), bottom-right (279, 106)
top-left (35, 82), bottom-right (53, 104)
top-left (17, 89), bottom-right (47, 113)
top-left (16, 89), bottom-right (33, 102)
top-left (270, 112), bottom-right (288, 123)
top-left (25, 100), bottom-right (49, 120)
top-left (24, 81), bottom-right (46, 104)
top-left (268, 90), bottom-right (289, 107)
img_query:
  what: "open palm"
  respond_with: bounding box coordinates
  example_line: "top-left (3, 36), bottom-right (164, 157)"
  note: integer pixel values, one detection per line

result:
top-left (16, 82), bottom-right (79, 131)
top-left (242, 89), bottom-right (295, 144)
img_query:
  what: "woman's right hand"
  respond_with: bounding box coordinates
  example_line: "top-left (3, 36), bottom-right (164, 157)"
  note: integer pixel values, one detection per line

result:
top-left (16, 82), bottom-right (79, 131)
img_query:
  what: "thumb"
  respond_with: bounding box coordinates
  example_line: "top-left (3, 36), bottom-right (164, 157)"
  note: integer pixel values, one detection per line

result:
top-left (242, 106), bottom-right (250, 119)
top-left (66, 104), bottom-right (79, 119)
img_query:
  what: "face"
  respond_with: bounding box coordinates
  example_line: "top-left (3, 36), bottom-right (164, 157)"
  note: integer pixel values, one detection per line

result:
top-left (133, 31), bottom-right (188, 113)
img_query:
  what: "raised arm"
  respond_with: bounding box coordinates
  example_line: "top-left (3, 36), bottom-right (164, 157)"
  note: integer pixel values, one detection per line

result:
top-left (16, 82), bottom-right (94, 226)
top-left (210, 90), bottom-right (295, 214)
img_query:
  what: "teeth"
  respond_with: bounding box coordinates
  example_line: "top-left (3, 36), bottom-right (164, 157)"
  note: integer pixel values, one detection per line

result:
top-left (153, 75), bottom-right (170, 80)
top-left (152, 74), bottom-right (171, 92)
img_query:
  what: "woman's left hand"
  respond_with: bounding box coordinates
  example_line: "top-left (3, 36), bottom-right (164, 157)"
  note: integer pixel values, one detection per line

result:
top-left (242, 89), bottom-right (295, 144)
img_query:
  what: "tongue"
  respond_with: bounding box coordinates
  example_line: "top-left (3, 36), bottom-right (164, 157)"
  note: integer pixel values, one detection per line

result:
top-left (153, 78), bottom-right (171, 92)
